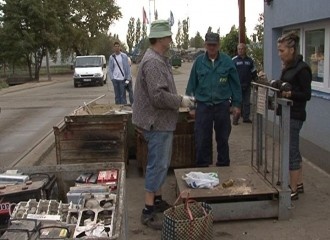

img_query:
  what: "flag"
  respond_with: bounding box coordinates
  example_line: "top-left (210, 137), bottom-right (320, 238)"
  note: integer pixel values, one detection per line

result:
top-left (169, 10), bottom-right (174, 26)
top-left (155, 9), bottom-right (158, 20)
top-left (143, 7), bottom-right (149, 24)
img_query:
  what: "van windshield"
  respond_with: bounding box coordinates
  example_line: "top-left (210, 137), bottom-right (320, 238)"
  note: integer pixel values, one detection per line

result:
top-left (75, 57), bottom-right (102, 67)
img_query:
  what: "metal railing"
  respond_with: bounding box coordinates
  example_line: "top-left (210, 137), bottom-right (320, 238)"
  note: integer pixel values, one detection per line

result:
top-left (251, 82), bottom-right (293, 219)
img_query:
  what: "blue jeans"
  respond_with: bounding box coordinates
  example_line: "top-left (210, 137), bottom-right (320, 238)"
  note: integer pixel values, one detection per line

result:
top-left (289, 119), bottom-right (303, 171)
top-left (143, 130), bottom-right (173, 192)
top-left (195, 101), bottom-right (232, 167)
top-left (241, 86), bottom-right (251, 121)
top-left (112, 79), bottom-right (127, 104)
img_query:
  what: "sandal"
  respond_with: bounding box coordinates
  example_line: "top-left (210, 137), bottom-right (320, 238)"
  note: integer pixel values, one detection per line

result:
top-left (297, 183), bottom-right (304, 193)
top-left (291, 190), bottom-right (299, 200)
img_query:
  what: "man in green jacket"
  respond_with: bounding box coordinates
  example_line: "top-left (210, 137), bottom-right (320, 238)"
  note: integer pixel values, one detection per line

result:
top-left (186, 32), bottom-right (242, 167)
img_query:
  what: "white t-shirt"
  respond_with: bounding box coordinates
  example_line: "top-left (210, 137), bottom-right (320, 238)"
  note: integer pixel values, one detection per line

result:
top-left (113, 54), bottom-right (125, 80)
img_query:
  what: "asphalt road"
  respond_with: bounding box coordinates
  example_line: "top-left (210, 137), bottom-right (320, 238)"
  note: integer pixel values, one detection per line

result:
top-left (0, 75), bottom-right (116, 167)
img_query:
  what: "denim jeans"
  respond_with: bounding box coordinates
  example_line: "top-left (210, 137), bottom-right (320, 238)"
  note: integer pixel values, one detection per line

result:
top-left (112, 79), bottom-right (127, 104)
top-left (289, 119), bottom-right (303, 171)
top-left (195, 101), bottom-right (232, 167)
top-left (143, 130), bottom-right (173, 193)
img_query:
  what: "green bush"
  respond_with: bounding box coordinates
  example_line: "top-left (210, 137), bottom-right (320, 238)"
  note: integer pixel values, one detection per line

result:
top-left (0, 79), bottom-right (9, 89)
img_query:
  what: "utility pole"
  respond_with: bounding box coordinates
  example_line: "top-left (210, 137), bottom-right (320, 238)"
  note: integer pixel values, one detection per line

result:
top-left (238, 0), bottom-right (246, 44)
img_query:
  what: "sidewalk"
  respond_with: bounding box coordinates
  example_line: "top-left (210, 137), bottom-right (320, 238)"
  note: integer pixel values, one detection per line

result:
top-left (0, 74), bottom-right (72, 95)
top-left (124, 119), bottom-right (330, 240)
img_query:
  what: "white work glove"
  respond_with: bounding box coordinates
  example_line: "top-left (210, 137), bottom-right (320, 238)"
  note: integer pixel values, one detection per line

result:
top-left (125, 80), bottom-right (130, 85)
top-left (180, 96), bottom-right (195, 108)
top-left (257, 71), bottom-right (268, 83)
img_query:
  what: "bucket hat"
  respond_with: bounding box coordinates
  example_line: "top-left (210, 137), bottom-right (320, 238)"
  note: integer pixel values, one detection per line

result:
top-left (148, 20), bottom-right (172, 39)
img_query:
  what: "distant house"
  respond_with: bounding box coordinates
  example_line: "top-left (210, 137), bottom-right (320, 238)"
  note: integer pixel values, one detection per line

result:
top-left (263, 0), bottom-right (330, 173)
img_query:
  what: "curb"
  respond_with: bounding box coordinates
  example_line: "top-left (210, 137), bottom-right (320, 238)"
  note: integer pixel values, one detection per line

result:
top-left (13, 130), bottom-right (56, 167)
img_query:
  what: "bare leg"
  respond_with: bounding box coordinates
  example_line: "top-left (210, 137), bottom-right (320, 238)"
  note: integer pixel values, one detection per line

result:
top-left (145, 189), bottom-right (162, 206)
top-left (290, 169), bottom-right (300, 192)
top-left (145, 192), bottom-right (155, 206)
top-left (298, 167), bottom-right (303, 184)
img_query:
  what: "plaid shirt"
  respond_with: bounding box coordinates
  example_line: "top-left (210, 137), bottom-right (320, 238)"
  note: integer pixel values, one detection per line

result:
top-left (132, 48), bottom-right (182, 131)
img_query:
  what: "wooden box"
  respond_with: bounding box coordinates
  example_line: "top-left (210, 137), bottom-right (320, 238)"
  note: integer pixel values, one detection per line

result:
top-left (53, 114), bottom-right (128, 165)
top-left (136, 111), bottom-right (196, 174)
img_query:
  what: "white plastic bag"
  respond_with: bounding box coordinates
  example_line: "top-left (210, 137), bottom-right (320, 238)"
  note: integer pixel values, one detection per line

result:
top-left (182, 172), bottom-right (219, 189)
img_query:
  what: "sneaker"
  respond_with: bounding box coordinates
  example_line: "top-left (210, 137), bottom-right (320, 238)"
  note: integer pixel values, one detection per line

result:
top-left (243, 119), bottom-right (252, 123)
top-left (297, 183), bottom-right (304, 193)
top-left (140, 212), bottom-right (163, 230)
top-left (291, 190), bottom-right (299, 200)
top-left (154, 200), bottom-right (171, 213)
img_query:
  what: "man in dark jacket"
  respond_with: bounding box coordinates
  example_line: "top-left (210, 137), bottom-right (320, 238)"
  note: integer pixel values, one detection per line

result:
top-left (232, 43), bottom-right (257, 124)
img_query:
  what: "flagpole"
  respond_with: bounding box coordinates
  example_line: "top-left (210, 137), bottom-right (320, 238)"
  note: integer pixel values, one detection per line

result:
top-left (149, 0), bottom-right (151, 23)
top-left (154, 0), bottom-right (156, 20)
top-left (149, 0), bottom-right (156, 22)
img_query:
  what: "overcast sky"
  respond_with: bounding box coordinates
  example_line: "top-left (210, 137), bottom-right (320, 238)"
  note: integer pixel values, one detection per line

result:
top-left (110, 0), bottom-right (264, 43)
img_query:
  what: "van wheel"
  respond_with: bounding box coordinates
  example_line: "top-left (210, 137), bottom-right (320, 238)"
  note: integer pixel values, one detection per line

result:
top-left (74, 82), bottom-right (78, 88)
top-left (104, 74), bottom-right (107, 84)
top-left (100, 80), bottom-right (104, 86)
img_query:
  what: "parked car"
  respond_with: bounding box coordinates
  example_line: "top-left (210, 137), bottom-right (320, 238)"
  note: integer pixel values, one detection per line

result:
top-left (170, 55), bottom-right (182, 68)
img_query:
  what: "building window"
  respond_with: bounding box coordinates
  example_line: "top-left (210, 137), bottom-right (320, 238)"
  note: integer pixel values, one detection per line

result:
top-left (305, 29), bottom-right (325, 83)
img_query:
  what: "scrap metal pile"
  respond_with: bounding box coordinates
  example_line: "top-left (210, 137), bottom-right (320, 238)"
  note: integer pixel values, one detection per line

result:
top-left (0, 169), bottom-right (121, 239)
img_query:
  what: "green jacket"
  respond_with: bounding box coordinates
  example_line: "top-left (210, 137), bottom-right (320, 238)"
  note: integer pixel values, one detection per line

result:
top-left (186, 52), bottom-right (242, 107)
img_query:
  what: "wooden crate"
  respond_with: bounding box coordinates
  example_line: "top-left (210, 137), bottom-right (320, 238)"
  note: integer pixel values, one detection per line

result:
top-left (53, 114), bottom-right (128, 165)
top-left (73, 103), bottom-right (136, 158)
top-left (136, 112), bottom-right (196, 174)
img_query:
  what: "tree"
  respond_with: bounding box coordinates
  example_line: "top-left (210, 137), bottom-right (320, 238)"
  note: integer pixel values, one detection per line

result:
top-left (62, 0), bottom-right (121, 56)
top-left (175, 21), bottom-right (182, 49)
top-left (253, 13), bottom-right (264, 43)
top-left (126, 17), bottom-right (135, 53)
top-left (195, 32), bottom-right (204, 48)
top-left (207, 26), bottom-right (212, 34)
top-left (248, 13), bottom-right (264, 71)
top-left (135, 18), bottom-right (141, 47)
top-left (91, 32), bottom-right (120, 60)
top-left (189, 32), bottom-right (204, 49)
top-left (221, 25), bottom-right (239, 57)
top-left (182, 18), bottom-right (189, 50)
top-left (141, 23), bottom-right (147, 40)
top-left (0, 0), bottom-right (62, 80)
top-left (0, 0), bottom-right (122, 80)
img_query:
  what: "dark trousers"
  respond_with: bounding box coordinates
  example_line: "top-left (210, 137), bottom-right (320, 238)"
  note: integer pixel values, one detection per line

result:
top-left (195, 101), bottom-right (232, 167)
top-left (241, 86), bottom-right (251, 121)
top-left (126, 81), bottom-right (134, 105)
